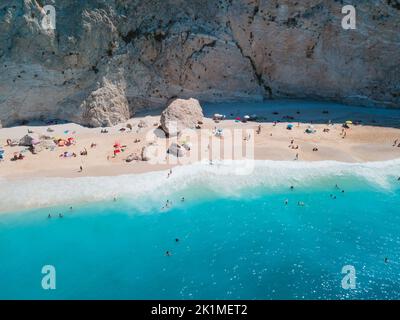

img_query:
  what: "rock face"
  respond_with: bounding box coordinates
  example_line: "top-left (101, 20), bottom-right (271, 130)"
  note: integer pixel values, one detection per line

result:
top-left (0, 0), bottom-right (399, 127)
top-left (160, 98), bottom-right (203, 136)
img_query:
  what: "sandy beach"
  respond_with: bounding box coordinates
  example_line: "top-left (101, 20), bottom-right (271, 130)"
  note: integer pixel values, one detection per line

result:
top-left (1, 103), bottom-right (400, 181)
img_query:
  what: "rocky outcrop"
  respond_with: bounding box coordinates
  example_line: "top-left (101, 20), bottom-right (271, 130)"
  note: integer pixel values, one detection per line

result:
top-left (0, 0), bottom-right (399, 127)
top-left (160, 98), bottom-right (203, 136)
top-left (81, 80), bottom-right (130, 127)
top-left (167, 143), bottom-right (186, 157)
top-left (19, 133), bottom-right (40, 146)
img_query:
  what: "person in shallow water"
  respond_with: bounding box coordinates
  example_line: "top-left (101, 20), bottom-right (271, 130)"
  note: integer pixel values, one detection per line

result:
top-left (59, 213), bottom-right (63, 218)
top-left (47, 214), bottom-right (51, 219)
top-left (165, 251), bottom-right (172, 256)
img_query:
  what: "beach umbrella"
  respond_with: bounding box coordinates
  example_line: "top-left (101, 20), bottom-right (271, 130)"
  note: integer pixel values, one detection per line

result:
top-left (345, 120), bottom-right (353, 125)
top-left (287, 124), bottom-right (294, 130)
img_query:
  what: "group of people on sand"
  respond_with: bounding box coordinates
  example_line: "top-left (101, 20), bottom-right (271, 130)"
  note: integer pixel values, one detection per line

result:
top-left (288, 139), bottom-right (299, 150)
top-left (60, 151), bottom-right (77, 158)
top-left (11, 153), bottom-right (25, 161)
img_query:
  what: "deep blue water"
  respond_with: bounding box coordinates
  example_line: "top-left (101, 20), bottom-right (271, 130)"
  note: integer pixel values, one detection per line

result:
top-left (0, 182), bottom-right (399, 299)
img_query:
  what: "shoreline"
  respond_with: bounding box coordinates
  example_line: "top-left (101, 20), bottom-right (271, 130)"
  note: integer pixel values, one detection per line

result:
top-left (1, 158), bottom-right (399, 214)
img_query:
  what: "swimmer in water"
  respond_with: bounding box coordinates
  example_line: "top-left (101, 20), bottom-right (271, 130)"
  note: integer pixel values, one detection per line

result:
top-left (59, 213), bottom-right (63, 218)
top-left (165, 251), bottom-right (172, 256)
top-left (48, 214), bottom-right (51, 219)
top-left (290, 186), bottom-right (294, 191)
top-left (175, 238), bottom-right (179, 242)
top-left (285, 199), bottom-right (288, 205)
top-left (298, 201), bottom-right (305, 206)
top-left (181, 197), bottom-right (185, 202)
top-left (385, 257), bottom-right (388, 263)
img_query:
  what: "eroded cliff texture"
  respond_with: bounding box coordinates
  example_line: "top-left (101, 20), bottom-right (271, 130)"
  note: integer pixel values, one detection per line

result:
top-left (0, 0), bottom-right (399, 127)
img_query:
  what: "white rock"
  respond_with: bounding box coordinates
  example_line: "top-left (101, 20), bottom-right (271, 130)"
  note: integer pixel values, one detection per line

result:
top-left (160, 98), bottom-right (203, 136)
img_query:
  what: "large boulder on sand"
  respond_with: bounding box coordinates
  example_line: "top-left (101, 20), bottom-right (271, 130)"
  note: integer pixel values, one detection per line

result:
top-left (81, 81), bottom-right (130, 127)
top-left (160, 98), bottom-right (203, 136)
top-left (167, 143), bottom-right (186, 157)
top-left (19, 133), bottom-right (40, 146)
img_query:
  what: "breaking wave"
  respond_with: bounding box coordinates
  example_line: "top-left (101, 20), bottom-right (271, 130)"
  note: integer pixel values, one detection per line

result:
top-left (0, 159), bottom-right (399, 213)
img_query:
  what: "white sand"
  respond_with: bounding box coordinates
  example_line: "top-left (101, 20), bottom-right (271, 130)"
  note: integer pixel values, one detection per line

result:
top-left (0, 108), bottom-right (400, 180)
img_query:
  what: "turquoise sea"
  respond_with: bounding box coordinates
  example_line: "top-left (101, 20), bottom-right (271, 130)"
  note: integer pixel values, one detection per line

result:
top-left (0, 160), bottom-right (400, 299)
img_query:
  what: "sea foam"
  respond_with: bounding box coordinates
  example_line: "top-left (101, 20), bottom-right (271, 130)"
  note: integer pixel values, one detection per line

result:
top-left (0, 159), bottom-right (399, 213)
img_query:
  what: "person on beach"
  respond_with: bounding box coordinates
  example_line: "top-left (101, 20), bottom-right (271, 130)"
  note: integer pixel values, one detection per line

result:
top-left (79, 165), bottom-right (83, 172)
top-left (295, 153), bottom-right (299, 160)
top-left (393, 139), bottom-right (398, 147)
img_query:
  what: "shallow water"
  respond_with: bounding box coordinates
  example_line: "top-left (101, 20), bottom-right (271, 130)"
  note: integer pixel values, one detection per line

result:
top-left (0, 166), bottom-right (400, 299)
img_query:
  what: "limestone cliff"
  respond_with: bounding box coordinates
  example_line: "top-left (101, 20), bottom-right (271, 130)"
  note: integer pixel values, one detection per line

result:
top-left (0, 0), bottom-right (399, 127)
